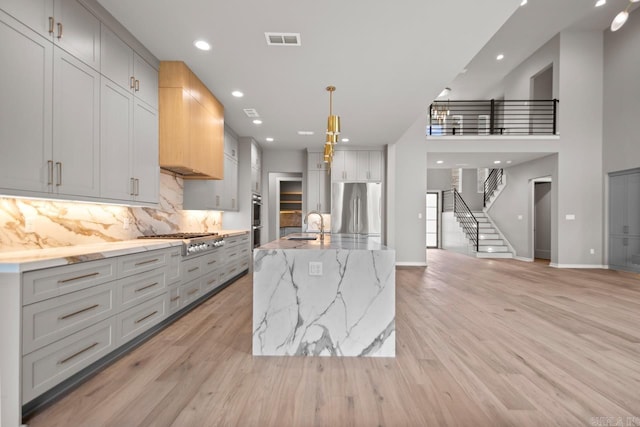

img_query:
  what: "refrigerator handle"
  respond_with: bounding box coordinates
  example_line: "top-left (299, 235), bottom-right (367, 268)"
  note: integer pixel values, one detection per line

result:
top-left (357, 198), bottom-right (361, 233)
top-left (353, 199), bottom-right (357, 232)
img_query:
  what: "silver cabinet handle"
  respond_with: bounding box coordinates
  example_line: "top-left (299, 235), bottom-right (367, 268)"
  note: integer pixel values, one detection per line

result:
top-left (58, 342), bottom-right (98, 365)
top-left (57, 22), bottom-right (63, 39)
top-left (623, 225), bottom-right (629, 234)
top-left (216, 195), bottom-right (220, 207)
top-left (130, 177), bottom-right (136, 196)
top-left (59, 304), bottom-right (99, 320)
top-left (48, 17), bottom-right (54, 35)
top-left (623, 238), bottom-right (629, 247)
top-left (56, 162), bottom-right (62, 186)
top-left (134, 258), bottom-right (159, 266)
top-left (130, 76), bottom-right (135, 89)
top-left (187, 288), bottom-right (198, 296)
top-left (135, 178), bottom-right (140, 196)
top-left (135, 310), bottom-right (158, 324)
top-left (58, 272), bottom-right (99, 284)
top-left (47, 160), bottom-right (54, 185)
top-left (135, 282), bottom-right (158, 293)
top-left (188, 267), bottom-right (199, 273)
top-left (170, 296), bottom-right (180, 302)
top-left (134, 79), bottom-right (140, 92)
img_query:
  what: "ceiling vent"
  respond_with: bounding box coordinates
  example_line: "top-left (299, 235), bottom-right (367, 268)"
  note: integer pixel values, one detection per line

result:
top-left (243, 108), bottom-right (260, 118)
top-left (265, 32), bottom-right (301, 46)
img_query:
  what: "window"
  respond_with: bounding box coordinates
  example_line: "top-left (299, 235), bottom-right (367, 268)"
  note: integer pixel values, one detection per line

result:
top-left (477, 168), bottom-right (488, 193)
top-left (451, 168), bottom-right (462, 192)
top-left (426, 193), bottom-right (439, 248)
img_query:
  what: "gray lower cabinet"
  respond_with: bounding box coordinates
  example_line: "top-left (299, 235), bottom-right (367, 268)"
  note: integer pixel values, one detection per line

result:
top-left (20, 235), bottom-right (251, 407)
top-left (609, 170), bottom-right (640, 272)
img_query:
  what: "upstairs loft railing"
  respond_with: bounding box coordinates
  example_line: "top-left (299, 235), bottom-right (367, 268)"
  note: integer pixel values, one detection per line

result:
top-left (442, 189), bottom-right (479, 251)
top-left (484, 168), bottom-right (504, 207)
top-left (428, 99), bottom-right (559, 136)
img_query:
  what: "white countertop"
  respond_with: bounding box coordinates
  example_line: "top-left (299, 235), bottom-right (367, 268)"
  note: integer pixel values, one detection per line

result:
top-left (257, 233), bottom-right (390, 251)
top-left (0, 229), bottom-right (249, 273)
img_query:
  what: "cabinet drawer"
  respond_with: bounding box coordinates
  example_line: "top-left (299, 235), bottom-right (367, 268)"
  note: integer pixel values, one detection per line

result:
top-left (117, 294), bottom-right (166, 345)
top-left (22, 317), bottom-right (116, 404)
top-left (166, 247), bottom-right (182, 284)
top-left (181, 257), bottom-right (202, 283)
top-left (201, 251), bottom-right (222, 274)
top-left (119, 269), bottom-right (166, 310)
top-left (180, 279), bottom-right (201, 306)
top-left (201, 269), bottom-right (222, 295)
top-left (118, 249), bottom-right (168, 276)
top-left (23, 259), bottom-right (117, 305)
top-left (167, 287), bottom-right (181, 314)
top-left (22, 282), bottom-right (116, 355)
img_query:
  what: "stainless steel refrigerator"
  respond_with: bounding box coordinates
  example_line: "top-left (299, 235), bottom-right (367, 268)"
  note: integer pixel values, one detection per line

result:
top-left (331, 182), bottom-right (382, 235)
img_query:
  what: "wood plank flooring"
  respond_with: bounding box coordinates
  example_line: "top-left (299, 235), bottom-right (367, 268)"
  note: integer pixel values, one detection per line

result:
top-left (26, 250), bottom-right (640, 427)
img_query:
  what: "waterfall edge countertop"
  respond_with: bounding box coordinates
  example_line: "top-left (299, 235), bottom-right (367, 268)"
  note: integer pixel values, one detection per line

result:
top-left (258, 233), bottom-right (390, 251)
top-left (253, 233), bottom-right (396, 357)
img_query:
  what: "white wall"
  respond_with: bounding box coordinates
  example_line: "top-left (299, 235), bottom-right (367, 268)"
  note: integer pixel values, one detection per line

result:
top-left (427, 169), bottom-right (451, 191)
top-left (603, 7), bottom-right (640, 174)
top-left (460, 169), bottom-right (484, 211)
top-left (389, 115), bottom-right (427, 266)
top-left (488, 154), bottom-right (558, 261)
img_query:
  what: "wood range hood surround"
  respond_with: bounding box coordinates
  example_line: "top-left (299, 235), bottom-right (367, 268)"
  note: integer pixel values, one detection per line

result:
top-left (159, 61), bottom-right (224, 179)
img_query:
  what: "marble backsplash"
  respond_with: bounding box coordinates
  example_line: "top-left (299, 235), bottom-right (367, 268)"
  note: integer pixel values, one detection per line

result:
top-left (0, 173), bottom-right (221, 252)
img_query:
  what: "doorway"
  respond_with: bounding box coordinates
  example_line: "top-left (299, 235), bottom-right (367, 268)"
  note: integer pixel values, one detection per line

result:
top-left (426, 192), bottom-right (439, 248)
top-left (277, 177), bottom-right (303, 238)
top-left (533, 180), bottom-right (552, 261)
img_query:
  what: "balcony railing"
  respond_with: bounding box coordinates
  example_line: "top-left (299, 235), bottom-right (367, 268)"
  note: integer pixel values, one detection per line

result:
top-left (428, 99), bottom-right (559, 136)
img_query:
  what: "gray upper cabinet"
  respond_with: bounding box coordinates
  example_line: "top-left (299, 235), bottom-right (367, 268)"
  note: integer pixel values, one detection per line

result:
top-left (0, 11), bottom-right (53, 193)
top-left (609, 170), bottom-right (640, 272)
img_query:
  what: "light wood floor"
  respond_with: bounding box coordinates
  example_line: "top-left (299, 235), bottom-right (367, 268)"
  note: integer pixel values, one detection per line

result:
top-left (26, 250), bottom-right (640, 427)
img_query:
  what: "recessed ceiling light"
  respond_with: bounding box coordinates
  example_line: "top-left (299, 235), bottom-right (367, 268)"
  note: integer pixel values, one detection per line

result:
top-left (595, 0), bottom-right (606, 6)
top-left (506, 160), bottom-right (512, 164)
top-left (253, 119), bottom-right (262, 125)
top-left (436, 160), bottom-right (444, 164)
top-left (520, 0), bottom-right (527, 6)
top-left (496, 54), bottom-right (505, 61)
top-left (194, 40), bottom-right (211, 51)
top-left (231, 91), bottom-right (244, 98)
top-left (494, 160), bottom-right (502, 164)
top-left (265, 137), bottom-right (274, 142)
top-left (341, 138), bottom-right (349, 142)
top-left (297, 131), bottom-right (314, 135)
top-left (455, 163), bottom-right (469, 166)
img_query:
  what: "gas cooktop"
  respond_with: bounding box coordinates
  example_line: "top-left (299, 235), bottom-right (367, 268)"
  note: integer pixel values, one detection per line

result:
top-left (138, 233), bottom-right (224, 256)
top-left (137, 232), bottom-right (219, 239)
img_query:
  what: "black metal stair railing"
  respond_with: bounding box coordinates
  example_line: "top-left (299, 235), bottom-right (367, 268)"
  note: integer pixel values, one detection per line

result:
top-left (428, 99), bottom-right (559, 136)
top-left (442, 189), bottom-right (479, 251)
top-left (484, 169), bottom-right (504, 207)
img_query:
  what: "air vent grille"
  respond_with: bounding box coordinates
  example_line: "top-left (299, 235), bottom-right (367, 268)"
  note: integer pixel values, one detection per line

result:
top-left (243, 108), bottom-right (260, 118)
top-left (265, 32), bottom-right (301, 46)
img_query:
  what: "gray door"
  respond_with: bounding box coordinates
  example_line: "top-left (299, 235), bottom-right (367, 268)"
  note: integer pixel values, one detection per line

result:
top-left (534, 182), bottom-right (551, 260)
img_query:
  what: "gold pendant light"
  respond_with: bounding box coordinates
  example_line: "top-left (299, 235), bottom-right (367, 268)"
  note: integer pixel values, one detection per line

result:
top-left (324, 86), bottom-right (340, 167)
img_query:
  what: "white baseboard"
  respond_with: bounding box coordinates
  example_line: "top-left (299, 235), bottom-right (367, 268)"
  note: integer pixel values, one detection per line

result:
top-left (396, 262), bottom-right (427, 267)
top-left (549, 263), bottom-right (608, 269)
top-left (514, 256), bottom-right (534, 262)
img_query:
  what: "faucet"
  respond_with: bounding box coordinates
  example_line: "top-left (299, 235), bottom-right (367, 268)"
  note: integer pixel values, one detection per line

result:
top-left (304, 211), bottom-right (325, 241)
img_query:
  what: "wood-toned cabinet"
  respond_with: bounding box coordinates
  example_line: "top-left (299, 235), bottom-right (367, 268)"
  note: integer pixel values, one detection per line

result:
top-left (159, 61), bottom-right (224, 179)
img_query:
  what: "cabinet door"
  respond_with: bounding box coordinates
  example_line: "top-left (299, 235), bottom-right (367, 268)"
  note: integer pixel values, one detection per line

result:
top-left (356, 151), bottom-right (370, 181)
top-left (223, 156), bottom-right (238, 211)
top-left (627, 173), bottom-right (640, 236)
top-left (0, 0), bottom-right (53, 38)
top-left (307, 152), bottom-right (325, 171)
top-left (132, 99), bottom-right (159, 203)
top-left (343, 151), bottom-right (357, 181)
top-left (100, 78), bottom-right (133, 201)
top-left (318, 170), bottom-right (329, 213)
top-left (307, 170), bottom-right (320, 212)
top-left (53, 0), bottom-right (100, 70)
top-left (368, 150), bottom-right (383, 181)
top-left (609, 236), bottom-right (627, 269)
top-left (100, 24), bottom-right (133, 91)
top-left (331, 151), bottom-right (345, 181)
top-left (609, 174), bottom-right (626, 235)
top-left (0, 13), bottom-right (52, 193)
top-left (53, 47), bottom-right (100, 197)
top-left (133, 53), bottom-right (158, 109)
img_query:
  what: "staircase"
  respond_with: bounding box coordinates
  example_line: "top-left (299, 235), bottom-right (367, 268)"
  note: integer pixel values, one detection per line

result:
top-left (473, 211), bottom-right (513, 258)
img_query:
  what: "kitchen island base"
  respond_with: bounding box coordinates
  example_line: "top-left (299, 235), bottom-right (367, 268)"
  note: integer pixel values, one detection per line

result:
top-left (253, 235), bottom-right (395, 357)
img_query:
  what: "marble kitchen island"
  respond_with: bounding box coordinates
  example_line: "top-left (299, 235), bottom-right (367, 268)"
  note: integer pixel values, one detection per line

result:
top-left (253, 234), bottom-right (395, 357)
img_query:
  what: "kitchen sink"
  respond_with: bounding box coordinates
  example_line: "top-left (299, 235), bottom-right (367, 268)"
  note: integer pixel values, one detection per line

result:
top-left (287, 236), bottom-right (318, 241)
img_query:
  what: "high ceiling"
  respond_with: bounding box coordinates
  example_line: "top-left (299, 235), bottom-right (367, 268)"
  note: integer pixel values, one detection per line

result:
top-left (96, 0), bottom-right (519, 149)
top-left (96, 0), bottom-right (637, 152)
